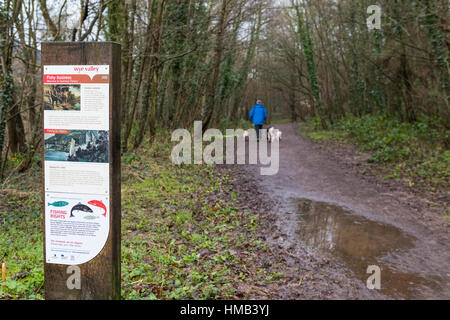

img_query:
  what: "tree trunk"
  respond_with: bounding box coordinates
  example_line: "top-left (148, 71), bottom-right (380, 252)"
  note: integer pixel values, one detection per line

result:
top-left (202, 0), bottom-right (228, 130)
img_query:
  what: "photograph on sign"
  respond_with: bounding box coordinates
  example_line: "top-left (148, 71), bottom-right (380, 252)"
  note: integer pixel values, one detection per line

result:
top-left (44, 130), bottom-right (109, 163)
top-left (44, 84), bottom-right (81, 111)
top-left (45, 193), bottom-right (109, 265)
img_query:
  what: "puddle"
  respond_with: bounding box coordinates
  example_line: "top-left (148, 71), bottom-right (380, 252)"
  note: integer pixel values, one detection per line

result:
top-left (293, 198), bottom-right (443, 299)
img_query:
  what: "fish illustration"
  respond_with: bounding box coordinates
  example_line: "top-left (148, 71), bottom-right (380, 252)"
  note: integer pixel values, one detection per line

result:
top-left (48, 201), bottom-right (69, 207)
top-left (88, 200), bottom-right (107, 217)
top-left (70, 203), bottom-right (93, 217)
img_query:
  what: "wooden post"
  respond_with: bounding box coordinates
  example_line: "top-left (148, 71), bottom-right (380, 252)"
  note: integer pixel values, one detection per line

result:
top-left (41, 42), bottom-right (121, 299)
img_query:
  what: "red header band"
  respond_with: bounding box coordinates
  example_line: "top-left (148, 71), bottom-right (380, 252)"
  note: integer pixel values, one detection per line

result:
top-left (44, 74), bottom-right (109, 84)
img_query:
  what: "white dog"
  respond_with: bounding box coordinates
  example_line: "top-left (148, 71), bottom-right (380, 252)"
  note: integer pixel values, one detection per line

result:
top-left (242, 128), bottom-right (281, 141)
top-left (267, 127), bottom-right (282, 142)
top-left (268, 127), bottom-right (282, 142)
top-left (275, 129), bottom-right (282, 141)
top-left (268, 127), bottom-right (274, 141)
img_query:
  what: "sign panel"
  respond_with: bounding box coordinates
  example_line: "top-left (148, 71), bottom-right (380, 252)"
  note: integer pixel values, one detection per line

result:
top-left (43, 65), bottom-right (110, 265)
top-left (45, 193), bottom-right (109, 265)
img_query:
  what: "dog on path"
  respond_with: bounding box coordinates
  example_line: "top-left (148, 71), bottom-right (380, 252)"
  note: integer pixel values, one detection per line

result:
top-left (268, 126), bottom-right (282, 142)
top-left (242, 127), bottom-right (281, 142)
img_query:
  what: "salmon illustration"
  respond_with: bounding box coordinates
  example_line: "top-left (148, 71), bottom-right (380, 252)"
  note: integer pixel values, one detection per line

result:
top-left (48, 201), bottom-right (69, 207)
top-left (70, 203), bottom-right (93, 217)
top-left (88, 200), bottom-right (107, 217)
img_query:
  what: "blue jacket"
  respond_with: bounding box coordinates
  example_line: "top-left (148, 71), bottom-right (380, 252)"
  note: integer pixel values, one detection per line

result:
top-left (248, 104), bottom-right (267, 125)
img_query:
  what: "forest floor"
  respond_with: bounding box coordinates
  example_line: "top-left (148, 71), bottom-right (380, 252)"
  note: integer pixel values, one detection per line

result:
top-left (240, 123), bottom-right (449, 299)
top-left (0, 124), bottom-right (448, 299)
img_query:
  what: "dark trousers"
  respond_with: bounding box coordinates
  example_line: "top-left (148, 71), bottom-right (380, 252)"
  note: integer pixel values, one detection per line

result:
top-left (255, 124), bottom-right (263, 140)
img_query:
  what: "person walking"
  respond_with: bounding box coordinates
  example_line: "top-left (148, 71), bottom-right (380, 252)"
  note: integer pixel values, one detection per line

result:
top-left (248, 99), bottom-right (267, 141)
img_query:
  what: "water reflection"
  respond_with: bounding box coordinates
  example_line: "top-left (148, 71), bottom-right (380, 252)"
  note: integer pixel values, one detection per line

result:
top-left (294, 198), bottom-right (443, 299)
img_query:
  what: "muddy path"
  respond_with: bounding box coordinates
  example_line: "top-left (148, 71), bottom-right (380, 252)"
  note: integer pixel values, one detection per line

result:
top-left (238, 123), bottom-right (449, 299)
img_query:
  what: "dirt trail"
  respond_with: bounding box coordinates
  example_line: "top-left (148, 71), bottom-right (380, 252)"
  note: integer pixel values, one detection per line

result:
top-left (241, 123), bottom-right (449, 299)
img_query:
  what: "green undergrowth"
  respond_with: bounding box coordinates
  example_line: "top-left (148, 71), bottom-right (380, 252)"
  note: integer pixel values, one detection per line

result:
top-left (0, 131), bottom-right (273, 299)
top-left (298, 115), bottom-right (449, 202)
top-left (218, 118), bottom-right (253, 132)
top-left (270, 111), bottom-right (291, 125)
top-left (0, 165), bottom-right (44, 299)
top-left (121, 137), bottom-right (271, 299)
